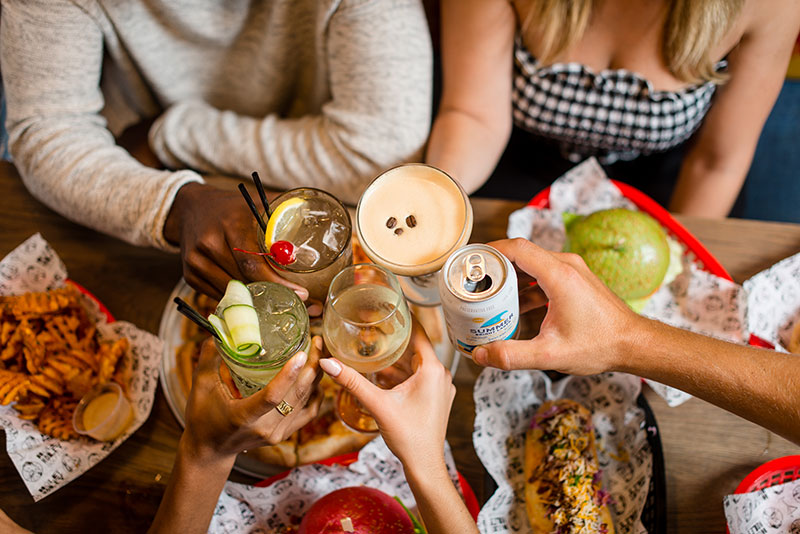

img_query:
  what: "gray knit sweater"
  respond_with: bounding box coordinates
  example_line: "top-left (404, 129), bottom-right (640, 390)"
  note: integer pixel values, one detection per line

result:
top-left (1, 0), bottom-right (432, 250)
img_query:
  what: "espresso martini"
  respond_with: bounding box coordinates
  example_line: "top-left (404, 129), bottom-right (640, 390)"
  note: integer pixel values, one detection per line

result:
top-left (356, 164), bottom-right (473, 305)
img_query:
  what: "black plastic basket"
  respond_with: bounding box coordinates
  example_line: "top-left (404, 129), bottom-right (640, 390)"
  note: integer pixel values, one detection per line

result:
top-left (637, 393), bottom-right (667, 534)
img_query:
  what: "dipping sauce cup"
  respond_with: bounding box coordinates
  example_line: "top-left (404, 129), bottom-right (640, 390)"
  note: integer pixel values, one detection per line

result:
top-left (72, 382), bottom-right (134, 441)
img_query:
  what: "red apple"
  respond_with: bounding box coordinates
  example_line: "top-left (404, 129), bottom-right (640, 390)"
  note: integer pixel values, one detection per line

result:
top-left (298, 486), bottom-right (415, 534)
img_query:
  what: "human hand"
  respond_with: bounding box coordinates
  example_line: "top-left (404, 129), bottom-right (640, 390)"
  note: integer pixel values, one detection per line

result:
top-left (471, 238), bottom-right (641, 375)
top-left (182, 336), bottom-right (323, 461)
top-left (163, 182), bottom-right (309, 301)
top-left (318, 322), bottom-right (455, 470)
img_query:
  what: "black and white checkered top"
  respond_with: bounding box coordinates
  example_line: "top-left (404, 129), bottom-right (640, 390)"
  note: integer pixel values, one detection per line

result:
top-left (512, 37), bottom-right (722, 164)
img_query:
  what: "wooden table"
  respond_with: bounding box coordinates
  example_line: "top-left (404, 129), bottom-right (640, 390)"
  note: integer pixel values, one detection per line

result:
top-left (0, 161), bottom-right (798, 533)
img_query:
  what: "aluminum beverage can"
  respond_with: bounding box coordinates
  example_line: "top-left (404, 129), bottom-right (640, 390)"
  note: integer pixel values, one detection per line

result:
top-left (439, 244), bottom-right (519, 357)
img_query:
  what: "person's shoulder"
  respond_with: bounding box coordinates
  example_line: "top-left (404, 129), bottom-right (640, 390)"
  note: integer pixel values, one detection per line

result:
top-left (739, 0), bottom-right (800, 33)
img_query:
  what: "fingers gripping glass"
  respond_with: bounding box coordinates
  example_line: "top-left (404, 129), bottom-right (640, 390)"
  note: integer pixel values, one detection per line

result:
top-left (322, 264), bottom-right (412, 433)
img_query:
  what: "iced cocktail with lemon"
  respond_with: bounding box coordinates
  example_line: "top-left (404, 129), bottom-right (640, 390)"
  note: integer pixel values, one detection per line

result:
top-left (258, 188), bottom-right (353, 302)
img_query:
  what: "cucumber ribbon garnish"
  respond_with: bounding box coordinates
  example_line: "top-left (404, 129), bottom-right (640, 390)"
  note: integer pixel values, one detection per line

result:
top-left (208, 280), bottom-right (263, 359)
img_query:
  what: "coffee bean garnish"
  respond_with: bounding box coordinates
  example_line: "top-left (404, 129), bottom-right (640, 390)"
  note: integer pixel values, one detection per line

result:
top-left (405, 215), bottom-right (417, 228)
top-left (394, 228), bottom-right (404, 236)
top-left (386, 217), bottom-right (397, 229)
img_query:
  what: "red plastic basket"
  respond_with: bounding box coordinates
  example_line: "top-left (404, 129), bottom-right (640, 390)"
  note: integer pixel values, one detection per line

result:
top-left (256, 451), bottom-right (482, 521)
top-left (726, 456), bottom-right (800, 533)
top-left (734, 455), bottom-right (800, 493)
top-left (67, 279), bottom-right (115, 323)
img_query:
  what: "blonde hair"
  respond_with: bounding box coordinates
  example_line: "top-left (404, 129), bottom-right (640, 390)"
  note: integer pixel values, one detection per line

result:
top-left (521, 0), bottom-right (744, 85)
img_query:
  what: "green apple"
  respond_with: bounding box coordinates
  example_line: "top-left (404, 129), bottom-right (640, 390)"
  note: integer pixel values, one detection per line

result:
top-left (563, 208), bottom-right (671, 302)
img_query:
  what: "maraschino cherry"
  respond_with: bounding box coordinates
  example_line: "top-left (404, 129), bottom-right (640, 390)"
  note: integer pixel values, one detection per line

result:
top-left (269, 240), bottom-right (296, 265)
top-left (232, 241), bottom-right (296, 266)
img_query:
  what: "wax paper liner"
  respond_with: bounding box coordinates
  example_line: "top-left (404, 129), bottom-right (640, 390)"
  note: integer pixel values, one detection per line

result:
top-left (208, 437), bottom-right (462, 533)
top-left (0, 233), bottom-right (162, 501)
top-left (507, 158), bottom-right (748, 406)
top-left (473, 370), bottom-right (651, 533)
top-left (724, 479), bottom-right (800, 533)
top-left (744, 251), bottom-right (800, 354)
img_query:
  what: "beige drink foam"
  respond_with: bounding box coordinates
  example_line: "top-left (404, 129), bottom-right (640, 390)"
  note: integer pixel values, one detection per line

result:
top-left (357, 165), bottom-right (471, 275)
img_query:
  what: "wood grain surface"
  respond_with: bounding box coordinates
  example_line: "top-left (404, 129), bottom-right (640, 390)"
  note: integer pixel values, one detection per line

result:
top-left (0, 162), bottom-right (798, 533)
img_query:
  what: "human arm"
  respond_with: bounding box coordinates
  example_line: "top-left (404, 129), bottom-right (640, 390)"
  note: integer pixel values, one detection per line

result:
top-left (0, 509), bottom-right (32, 534)
top-left (424, 0), bottom-right (516, 194)
top-left (149, 337), bottom-right (323, 534)
top-left (472, 238), bottom-right (800, 445)
top-left (0, 0), bottom-right (202, 250)
top-left (318, 324), bottom-right (478, 534)
top-left (147, 0), bottom-right (432, 205)
top-left (669, 2), bottom-right (800, 217)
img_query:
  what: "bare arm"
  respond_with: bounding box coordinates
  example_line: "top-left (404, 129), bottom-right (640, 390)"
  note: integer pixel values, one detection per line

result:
top-left (669, 2), bottom-right (800, 217)
top-left (405, 459), bottom-right (477, 534)
top-left (0, 509), bottom-right (32, 534)
top-left (149, 438), bottom-right (236, 534)
top-left (319, 325), bottom-right (478, 534)
top-left (620, 317), bottom-right (800, 443)
top-left (474, 239), bottom-right (800, 445)
top-left (150, 338), bottom-right (323, 534)
top-left (425, 0), bottom-right (516, 194)
top-left (147, 0), bottom-right (432, 205)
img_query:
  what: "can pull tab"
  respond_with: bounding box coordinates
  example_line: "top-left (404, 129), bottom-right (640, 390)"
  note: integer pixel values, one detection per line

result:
top-left (466, 253), bottom-right (485, 282)
top-left (462, 253), bottom-right (492, 293)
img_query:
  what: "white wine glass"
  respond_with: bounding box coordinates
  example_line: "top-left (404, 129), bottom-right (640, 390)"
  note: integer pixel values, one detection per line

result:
top-left (322, 263), bottom-right (412, 432)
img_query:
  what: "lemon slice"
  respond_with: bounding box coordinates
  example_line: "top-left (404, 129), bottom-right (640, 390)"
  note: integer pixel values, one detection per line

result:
top-left (264, 197), bottom-right (305, 248)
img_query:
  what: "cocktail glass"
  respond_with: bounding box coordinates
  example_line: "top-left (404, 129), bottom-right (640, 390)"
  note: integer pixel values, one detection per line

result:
top-left (257, 188), bottom-right (353, 303)
top-left (355, 164), bottom-right (473, 306)
top-left (322, 263), bottom-right (412, 432)
top-left (215, 281), bottom-right (310, 397)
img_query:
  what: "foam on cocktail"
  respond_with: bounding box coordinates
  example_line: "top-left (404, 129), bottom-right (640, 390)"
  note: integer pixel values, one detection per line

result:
top-left (357, 165), bottom-right (472, 276)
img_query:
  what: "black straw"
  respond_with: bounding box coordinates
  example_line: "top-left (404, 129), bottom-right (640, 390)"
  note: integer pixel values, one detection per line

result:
top-left (251, 171), bottom-right (271, 219)
top-left (174, 297), bottom-right (220, 341)
top-left (238, 183), bottom-right (266, 232)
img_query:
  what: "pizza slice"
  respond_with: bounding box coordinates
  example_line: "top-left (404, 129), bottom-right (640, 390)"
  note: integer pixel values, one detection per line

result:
top-left (296, 376), bottom-right (375, 464)
top-left (244, 433), bottom-right (299, 468)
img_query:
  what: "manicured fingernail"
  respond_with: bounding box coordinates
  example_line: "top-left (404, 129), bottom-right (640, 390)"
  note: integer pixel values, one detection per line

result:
top-left (313, 336), bottom-right (323, 350)
top-left (319, 358), bottom-right (342, 377)
top-left (473, 348), bottom-right (487, 364)
top-left (308, 303), bottom-right (322, 316)
top-left (295, 288), bottom-right (309, 301)
top-left (292, 351), bottom-right (308, 371)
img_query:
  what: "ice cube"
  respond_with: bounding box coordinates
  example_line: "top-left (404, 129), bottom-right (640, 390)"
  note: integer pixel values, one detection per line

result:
top-left (303, 209), bottom-right (329, 228)
top-left (265, 313), bottom-right (298, 345)
top-left (322, 221), bottom-right (346, 252)
top-left (294, 243), bottom-right (321, 268)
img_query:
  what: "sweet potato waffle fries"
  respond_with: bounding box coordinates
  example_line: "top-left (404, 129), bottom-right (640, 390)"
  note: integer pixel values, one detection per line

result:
top-left (0, 285), bottom-right (129, 440)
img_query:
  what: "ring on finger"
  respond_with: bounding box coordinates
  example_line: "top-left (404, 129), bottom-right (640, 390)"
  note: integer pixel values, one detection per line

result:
top-left (276, 400), bottom-right (294, 416)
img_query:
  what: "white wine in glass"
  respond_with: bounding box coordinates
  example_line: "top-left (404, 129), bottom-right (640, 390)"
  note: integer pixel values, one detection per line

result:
top-left (323, 264), bottom-right (411, 432)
